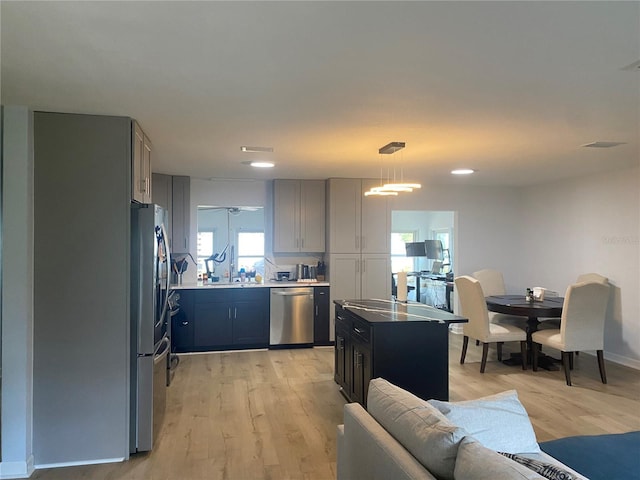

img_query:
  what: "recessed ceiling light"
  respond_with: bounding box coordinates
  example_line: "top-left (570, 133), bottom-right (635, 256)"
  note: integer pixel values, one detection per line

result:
top-left (581, 142), bottom-right (626, 148)
top-left (248, 161), bottom-right (274, 168)
top-left (241, 146), bottom-right (274, 153)
top-left (451, 169), bottom-right (475, 175)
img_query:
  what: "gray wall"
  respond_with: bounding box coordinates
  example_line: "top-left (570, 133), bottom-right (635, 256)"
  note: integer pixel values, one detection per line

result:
top-left (32, 113), bottom-right (131, 465)
top-left (521, 166), bottom-right (640, 368)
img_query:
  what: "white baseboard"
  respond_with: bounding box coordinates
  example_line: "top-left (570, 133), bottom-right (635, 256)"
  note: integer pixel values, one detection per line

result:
top-left (0, 455), bottom-right (35, 479)
top-left (604, 351), bottom-right (640, 370)
top-left (34, 457), bottom-right (125, 470)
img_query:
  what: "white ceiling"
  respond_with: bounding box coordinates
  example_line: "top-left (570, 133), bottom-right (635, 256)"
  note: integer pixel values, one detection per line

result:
top-left (2, 1), bottom-right (639, 187)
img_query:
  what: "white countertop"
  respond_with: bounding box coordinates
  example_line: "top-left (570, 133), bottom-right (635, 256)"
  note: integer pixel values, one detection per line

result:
top-left (171, 281), bottom-right (330, 290)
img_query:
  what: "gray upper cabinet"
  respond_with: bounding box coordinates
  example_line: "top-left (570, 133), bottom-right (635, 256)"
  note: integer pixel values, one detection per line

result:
top-left (273, 179), bottom-right (325, 253)
top-left (132, 121), bottom-right (152, 203)
top-left (152, 173), bottom-right (173, 246)
top-left (151, 173), bottom-right (172, 212)
top-left (171, 176), bottom-right (191, 253)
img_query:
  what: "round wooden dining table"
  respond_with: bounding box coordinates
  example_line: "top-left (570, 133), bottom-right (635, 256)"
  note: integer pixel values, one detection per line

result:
top-left (485, 294), bottom-right (564, 370)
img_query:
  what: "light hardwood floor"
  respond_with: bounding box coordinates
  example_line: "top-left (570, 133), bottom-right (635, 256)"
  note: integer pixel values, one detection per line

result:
top-left (31, 335), bottom-right (640, 480)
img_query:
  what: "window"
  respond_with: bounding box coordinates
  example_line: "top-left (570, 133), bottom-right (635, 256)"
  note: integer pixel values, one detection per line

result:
top-left (237, 231), bottom-right (265, 275)
top-left (391, 231), bottom-right (416, 273)
top-left (197, 230), bottom-right (214, 275)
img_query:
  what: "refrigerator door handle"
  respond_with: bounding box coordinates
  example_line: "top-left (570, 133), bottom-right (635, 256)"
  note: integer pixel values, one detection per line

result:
top-left (158, 223), bottom-right (171, 327)
top-left (154, 336), bottom-right (170, 363)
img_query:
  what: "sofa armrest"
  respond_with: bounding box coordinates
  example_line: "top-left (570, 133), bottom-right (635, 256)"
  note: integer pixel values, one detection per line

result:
top-left (338, 403), bottom-right (437, 480)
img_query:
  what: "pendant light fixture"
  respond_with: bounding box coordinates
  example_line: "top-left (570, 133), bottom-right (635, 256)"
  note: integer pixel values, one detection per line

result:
top-left (364, 142), bottom-right (422, 196)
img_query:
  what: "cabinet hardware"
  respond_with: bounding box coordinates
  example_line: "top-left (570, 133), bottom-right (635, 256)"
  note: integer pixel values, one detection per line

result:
top-left (315, 305), bottom-right (319, 316)
top-left (234, 307), bottom-right (237, 319)
top-left (354, 327), bottom-right (364, 334)
top-left (354, 350), bottom-right (362, 367)
top-left (181, 321), bottom-right (189, 326)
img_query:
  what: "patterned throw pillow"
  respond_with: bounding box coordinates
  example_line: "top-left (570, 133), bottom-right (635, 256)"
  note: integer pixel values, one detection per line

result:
top-left (499, 452), bottom-right (576, 480)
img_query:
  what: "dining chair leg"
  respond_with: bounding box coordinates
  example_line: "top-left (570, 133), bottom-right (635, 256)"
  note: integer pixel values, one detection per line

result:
top-left (460, 336), bottom-right (469, 364)
top-left (532, 342), bottom-right (539, 371)
top-left (480, 343), bottom-right (489, 373)
top-left (569, 352), bottom-right (574, 370)
top-left (597, 350), bottom-right (607, 384)
top-left (497, 342), bottom-right (503, 361)
top-left (520, 341), bottom-right (527, 370)
top-left (562, 351), bottom-right (572, 386)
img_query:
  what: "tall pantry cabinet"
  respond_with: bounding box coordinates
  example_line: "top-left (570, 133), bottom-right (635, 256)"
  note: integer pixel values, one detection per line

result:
top-left (326, 178), bottom-right (391, 333)
top-left (32, 112), bottom-right (136, 465)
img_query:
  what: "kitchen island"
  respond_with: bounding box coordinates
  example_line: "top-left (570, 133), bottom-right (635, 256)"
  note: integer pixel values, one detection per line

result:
top-left (170, 281), bottom-right (330, 352)
top-left (334, 299), bottom-right (467, 406)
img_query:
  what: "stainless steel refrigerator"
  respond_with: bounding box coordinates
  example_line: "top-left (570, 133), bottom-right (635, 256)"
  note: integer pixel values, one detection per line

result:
top-left (130, 203), bottom-right (171, 453)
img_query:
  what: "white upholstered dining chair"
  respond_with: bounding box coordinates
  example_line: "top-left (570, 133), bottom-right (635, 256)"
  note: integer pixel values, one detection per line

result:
top-left (455, 276), bottom-right (528, 373)
top-left (577, 272), bottom-right (608, 285)
top-left (538, 273), bottom-right (609, 330)
top-left (531, 281), bottom-right (610, 386)
top-left (472, 268), bottom-right (506, 296)
top-left (472, 268), bottom-right (527, 327)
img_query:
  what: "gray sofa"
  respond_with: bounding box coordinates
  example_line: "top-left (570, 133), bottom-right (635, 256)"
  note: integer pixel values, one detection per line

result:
top-left (337, 378), bottom-right (587, 480)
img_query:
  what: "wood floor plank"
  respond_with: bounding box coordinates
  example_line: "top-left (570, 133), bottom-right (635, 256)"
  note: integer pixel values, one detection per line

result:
top-left (31, 339), bottom-right (639, 480)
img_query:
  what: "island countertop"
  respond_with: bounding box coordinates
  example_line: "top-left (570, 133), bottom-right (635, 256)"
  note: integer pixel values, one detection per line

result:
top-left (334, 298), bottom-right (467, 324)
top-left (172, 281), bottom-right (330, 290)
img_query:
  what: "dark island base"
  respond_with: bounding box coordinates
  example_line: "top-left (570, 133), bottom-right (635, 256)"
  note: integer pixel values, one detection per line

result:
top-left (334, 299), bottom-right (467, 407)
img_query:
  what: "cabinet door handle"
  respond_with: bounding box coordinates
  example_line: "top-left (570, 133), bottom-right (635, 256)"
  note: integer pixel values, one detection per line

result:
top-left (234, 307), bottom-right (237, 319)
top-left (362, 259), bottom-right (366, 273)
top-left (355, 236), bottom-right (360, 250)
top-left (184, 236), bottom-right (188, 249)
top-left (337, 336), bottom-right (344, 350)
top-left (228, 307), bottom-right (232, 319)
top-left (315, 305), bottom-right (319, 316)
top-left (361, 236), bottom-right (365, 251)
top-left (354, 327), bottom-right (364, 334)
top-left (181, 321), bottom-right (189, 326)
top-left (301, 238), bottom-right (304, 249)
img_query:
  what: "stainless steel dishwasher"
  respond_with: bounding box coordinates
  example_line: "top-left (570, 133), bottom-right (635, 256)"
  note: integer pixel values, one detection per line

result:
top-left (270, 287), bottom-right (314, 347)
